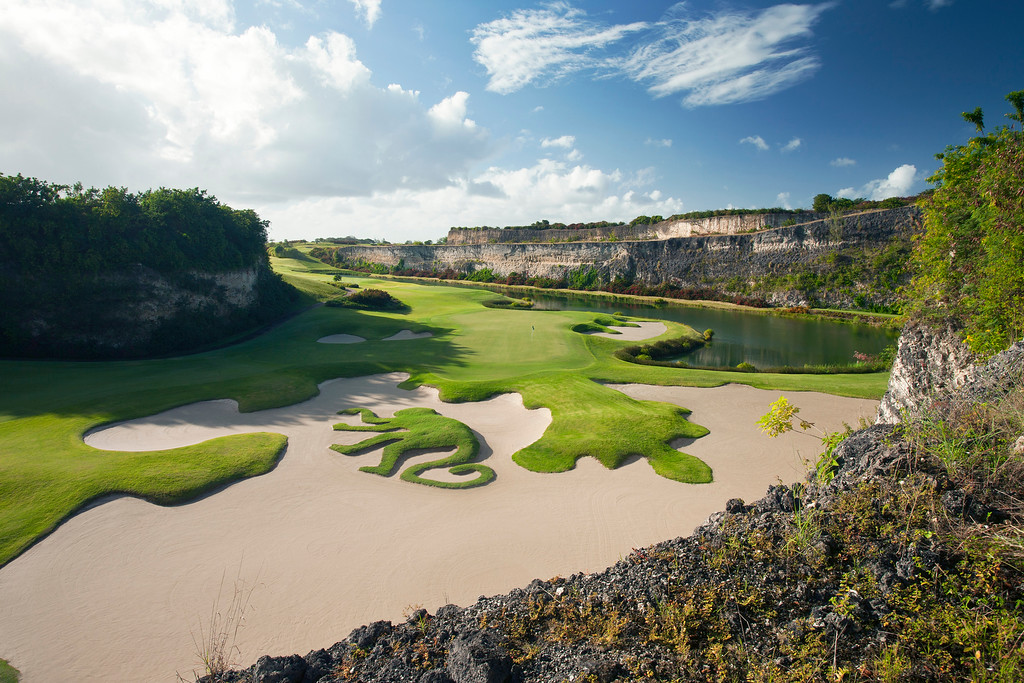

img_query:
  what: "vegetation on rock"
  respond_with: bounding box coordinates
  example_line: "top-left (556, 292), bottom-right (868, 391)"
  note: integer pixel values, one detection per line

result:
top-left (906, 91), bottom-right (1024, 356)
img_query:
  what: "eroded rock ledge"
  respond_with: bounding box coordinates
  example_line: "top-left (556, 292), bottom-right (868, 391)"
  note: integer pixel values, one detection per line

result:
top-left (207, 329), bottom-right (1024, 683)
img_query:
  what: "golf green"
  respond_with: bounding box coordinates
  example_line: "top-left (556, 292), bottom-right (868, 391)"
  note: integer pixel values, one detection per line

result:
top-left (0, 255), bottom-right (889, 567)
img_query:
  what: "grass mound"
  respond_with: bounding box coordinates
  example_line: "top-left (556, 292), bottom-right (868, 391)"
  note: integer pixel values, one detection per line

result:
top-left (332, 407), bottom-right (494, 489)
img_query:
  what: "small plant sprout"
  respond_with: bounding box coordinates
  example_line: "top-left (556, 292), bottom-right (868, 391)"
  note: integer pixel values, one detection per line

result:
top-left (757, 396), bottom-right (851, 482)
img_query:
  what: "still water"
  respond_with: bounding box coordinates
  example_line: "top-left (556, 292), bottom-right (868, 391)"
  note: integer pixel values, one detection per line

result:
top-left (519, 291), bottom-right (898, 369)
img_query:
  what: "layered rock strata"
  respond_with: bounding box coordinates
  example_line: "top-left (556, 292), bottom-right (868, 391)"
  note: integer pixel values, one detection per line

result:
top-left (330, 208), bottom-right (920, 308)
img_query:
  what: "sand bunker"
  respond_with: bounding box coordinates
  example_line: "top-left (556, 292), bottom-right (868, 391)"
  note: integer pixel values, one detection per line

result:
top-left (384, 330), bottom-right (433, 341)
top-left (316, 334), bottom-right (366, 344)
top-left (0, 376), bottom-right (876, 682)
top-left (587, 321), bottom-right (666, 341)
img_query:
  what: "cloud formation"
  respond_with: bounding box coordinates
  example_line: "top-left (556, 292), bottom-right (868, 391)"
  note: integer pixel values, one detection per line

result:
top-left (350, 0), bottom-right (383, 28)
top-left (620, 3), bottom-right (832, 106)
top-left (541, 135), bottom-right (576, 149)
top-left (838, 164), bottom-right (918, 200)
top-left (781, 137), bottom-right (802, 152)
top-left (740, 135), bottom-right (770, 151)
top-left (0, 0), bottom-right (489, 204)
top-left (470, 2), bottom-right (647, 94)
top-left (830, 157), bottom-right (857, 167)
top-left (261, 158), bottom-right (684, 241)
top-left (472, 2), bottom-right (833, 106)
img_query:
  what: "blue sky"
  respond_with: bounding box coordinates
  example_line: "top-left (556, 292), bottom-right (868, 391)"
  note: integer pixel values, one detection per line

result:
top-left (1, 1), bottom-right (1021, 242)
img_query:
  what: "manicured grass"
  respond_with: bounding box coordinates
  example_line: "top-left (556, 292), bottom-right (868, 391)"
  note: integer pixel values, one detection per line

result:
top-left (0, 659), bottom-right (18, 683)
top-left (332, 407), bottom-right (492, 489)
top-left (0, 253), bottom-right (891, 567)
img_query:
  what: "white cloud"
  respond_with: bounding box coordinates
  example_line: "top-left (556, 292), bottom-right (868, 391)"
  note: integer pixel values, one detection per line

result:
top-left (645, 138), bottom-right (673, 148)
top-left (428, 91), bottom-right (477, 131)
top-left (781, 137), bottom-right (802, 152)
top-left (830, 157), bottom-right (857, 167)
top-left (303, 32), bottom-right (371, 90)
top-left (541, 135), bottom-right (576, 149)
top-left (863, 164), bottom-right (918, 199)
top-left (349, 0), bottom-right (382, 28)
top-left (0, 0), bottom-right (490, 205)
top-left (262, 159), bottom-right (684, 241)
top-left (838, 164), bottom-right (918, 200)
top-left (470, 3), bottom-right (647, 94)
top-left (471, 2), bottom-right (832, 107)
top-left (740, 135), bottom-right (770, 151)
top-left (776, 192), bottom-right (792, 209)
top-left (890, 0), bottom-right (953, 10)
top-left (620, 3), bottom-right (833, 106)
top-left (0, 0), bottom-right (687, 242)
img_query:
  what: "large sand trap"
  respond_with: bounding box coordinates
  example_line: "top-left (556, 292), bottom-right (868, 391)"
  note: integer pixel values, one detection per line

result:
top-left (0, 376), bottom-right (876, 681)
top-left (587, 321), bottom-right (666, 341)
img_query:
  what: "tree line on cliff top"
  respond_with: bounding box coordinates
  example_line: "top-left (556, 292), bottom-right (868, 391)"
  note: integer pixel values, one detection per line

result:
top-left (0, 175), bottom-right (270, 274)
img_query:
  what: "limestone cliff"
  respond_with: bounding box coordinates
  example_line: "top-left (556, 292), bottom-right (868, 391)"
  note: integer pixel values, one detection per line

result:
top-left (1, 260), bottom-right (296, 359)
top-left (877, 323), bottom-right (1024, 423)
top-left (327, 207), bottom-right (920, 308)
top-left (446, 213), bottom-right (825, 245)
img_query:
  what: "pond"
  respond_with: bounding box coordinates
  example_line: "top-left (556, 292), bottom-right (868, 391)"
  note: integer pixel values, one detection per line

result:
top-left (515, 290), bottom-right (899, 369)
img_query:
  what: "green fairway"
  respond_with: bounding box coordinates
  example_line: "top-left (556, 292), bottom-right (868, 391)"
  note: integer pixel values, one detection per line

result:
top-left (0, 253), bottom-right (890, 567)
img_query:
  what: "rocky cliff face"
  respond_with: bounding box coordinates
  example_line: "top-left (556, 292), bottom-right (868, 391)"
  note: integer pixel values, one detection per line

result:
top-left (334, 207), bottom-right (919, 308)
top-left (877, 323), bottom-right (1024, 423)
top-left (4, 260), bottom-right (293, 359)
top-left (446, 213), bottom-right (824, 245)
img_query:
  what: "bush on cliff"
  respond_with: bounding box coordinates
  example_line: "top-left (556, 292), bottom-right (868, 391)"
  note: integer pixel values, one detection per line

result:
top-left (907, 91), bottom-right (1024, 356)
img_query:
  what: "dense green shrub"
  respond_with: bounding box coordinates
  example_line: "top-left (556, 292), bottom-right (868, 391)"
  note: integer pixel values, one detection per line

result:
top-left (906, 91), bottom-right (1024, 355)
top-left (327, 288), bottom-right (406, 311)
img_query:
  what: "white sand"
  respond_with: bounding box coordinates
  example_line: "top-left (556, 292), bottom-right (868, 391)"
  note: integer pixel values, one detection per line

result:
top-left (383, 330), bottom-right (433, 341)
top-left (0, 376), bottom-right (876, 682)
top-left (587, 321), bottom-right (666, 341)
top-left (316, 334), bottom-right (366, 344)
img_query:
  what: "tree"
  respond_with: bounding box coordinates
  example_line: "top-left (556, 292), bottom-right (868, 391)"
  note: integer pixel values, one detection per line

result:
top-left (962, 106), bottom-right (985, 132)
top-left (812, 193), bottom-right (834, 213)
top-left (1006, 90), bottom-right (1024, 124)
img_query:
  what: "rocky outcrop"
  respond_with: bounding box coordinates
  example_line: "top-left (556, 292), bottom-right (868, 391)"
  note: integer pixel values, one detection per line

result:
top-left (446, 213), bottom-right (825, 245)
top-left (877, 324), bottom-right (1024, 423)
top-left (2, 260), bottom-right (296, 359)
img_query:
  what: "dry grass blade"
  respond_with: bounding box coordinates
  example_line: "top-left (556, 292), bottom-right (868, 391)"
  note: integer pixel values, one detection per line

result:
top-left (189, 565), bottom-right (261, 679)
